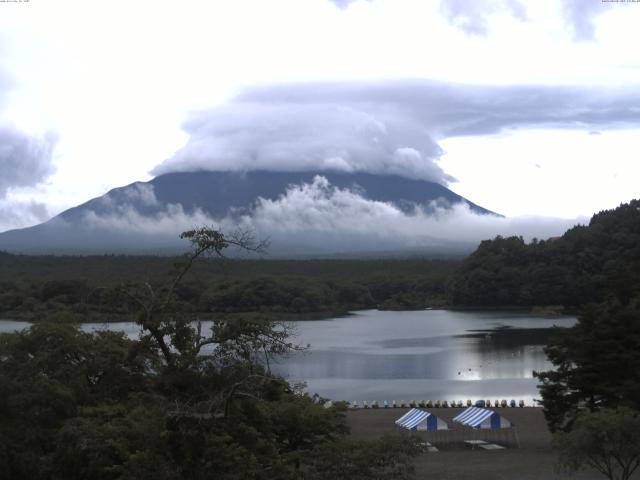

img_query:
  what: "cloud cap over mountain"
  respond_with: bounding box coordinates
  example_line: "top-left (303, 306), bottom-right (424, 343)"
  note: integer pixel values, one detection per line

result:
top-left (153, 80), bottom-right (640, 184)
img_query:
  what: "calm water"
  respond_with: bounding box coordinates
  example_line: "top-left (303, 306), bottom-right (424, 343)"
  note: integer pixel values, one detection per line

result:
top-left (0, 309), bottom-right (575, 404)
top-left (271, 309), bottom-right (576, 404)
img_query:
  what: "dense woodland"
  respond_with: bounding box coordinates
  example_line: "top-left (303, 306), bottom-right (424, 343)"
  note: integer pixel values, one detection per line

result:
top-left (2, 201), bottom-right (639, 322)
top-left (447, 199), bottom-right (640, 308)
top-left (0, 254), bottom-right (455, 321)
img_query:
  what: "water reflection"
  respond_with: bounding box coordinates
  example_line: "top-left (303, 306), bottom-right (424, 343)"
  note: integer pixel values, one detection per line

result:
top-left (0, 309), bottom-right (575, 403)
top-left (270, 310), bottom-right (575, 403)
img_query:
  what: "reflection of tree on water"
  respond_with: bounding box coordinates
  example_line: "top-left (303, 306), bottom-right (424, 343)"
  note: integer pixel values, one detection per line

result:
top-left (457, 326), bottom-right (560, 349)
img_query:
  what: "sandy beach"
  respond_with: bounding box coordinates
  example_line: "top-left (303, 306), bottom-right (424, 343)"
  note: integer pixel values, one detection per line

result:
top-left (346, 407), bottom-right (635, 480)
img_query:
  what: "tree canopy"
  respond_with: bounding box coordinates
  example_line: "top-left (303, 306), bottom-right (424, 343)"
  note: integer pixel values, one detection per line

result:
top-left (447, 200), bottom-right (640, 308)
top-left (0, 227), bottom-right (423, 480)
top-left (535, 299), bottom-right (640, 432)
top-left (555, 408), bottom-right (640, 480)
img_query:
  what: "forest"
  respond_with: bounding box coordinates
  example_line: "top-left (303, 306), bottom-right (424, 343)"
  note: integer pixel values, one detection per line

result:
top-left (2, 200), bottom-right (639, 320)
top-left (0, 254), bottom-right (455, 321)
top-left (447, 199), bottom-right (640, 309)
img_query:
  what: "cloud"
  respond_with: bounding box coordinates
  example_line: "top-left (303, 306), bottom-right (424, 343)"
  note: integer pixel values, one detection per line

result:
top-left (0, 199), bottom-right (50, 232)
top-left (0, 68), bottom-right (57, 232)
top-left (153, 97), bottom-right (452, 184)
top-left (439, 0), bottom-right (527, 36)
top-left (0, 67), bottom-right (57, 200)
top-left (153, 80), bottom-right (640, 185)
top-left (440, 0), bottom-right (625, 41)
top-left (122, 183), bottom-right (159, 207)
top-left (80, 176), bottom-right (581, 255)
top-left (82, 202), bottom-right (216, 237)
top-left (81, 182), bottom-right (227, 239)
top-left (328, 0), bottom-right (371, 10)
top-left (0, 69), bottom-right (13, 110)
top-left (0, 127), bottom-right (57, 198)
top-left (243, 176), bottom-right (580, 246)
top-left (560, 0), bottom-right (606, 41)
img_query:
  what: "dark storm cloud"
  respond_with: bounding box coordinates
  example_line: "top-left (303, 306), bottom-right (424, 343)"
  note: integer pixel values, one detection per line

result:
top-left (0, 127), bottom-right (57, 198)
top-left (439, 0), bottom-right (527, 36)
top-left (153, 80), bottom-right (640, 184)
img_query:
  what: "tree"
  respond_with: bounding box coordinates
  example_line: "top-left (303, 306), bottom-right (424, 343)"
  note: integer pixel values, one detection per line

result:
top-left (535, 299), bottom-right (640, 431)
top-left (0, 322), bottom-right (155, 479)
top-left (120, 227), bottom-right (268, 370)
top-left (0, 227), bottom-right (425, 479)
top-left (555, 408), bottom-right (640, 480)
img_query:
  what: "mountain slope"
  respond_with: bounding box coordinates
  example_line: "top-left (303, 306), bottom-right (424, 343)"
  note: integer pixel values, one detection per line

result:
top-left (0, 170), bottom-right (497, 255)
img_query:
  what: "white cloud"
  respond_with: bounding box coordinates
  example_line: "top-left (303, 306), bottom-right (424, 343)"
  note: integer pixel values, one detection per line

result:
top-left (152, 80), bottom-right (640, 190)
top-left (0, 70), bottom-right (57, 199)
top-left (439, 0), bottom-right (528, 36)
top-left (0, 199), bottom-right (50, 232)
top-left (439, 0), bottom-right (628, 42)
top-left (0, 127), bottom-right (57, 198)
top-left (77, 176), bottom-right (581, 255)
top-left (122, 183), bottom-right (158, 208)
top-left (0, 68), bottom-right (57, 232)
top-left (560, 0), bottom-right (606, 41)
top-left (328, 0), bottom-right (371, 10)
top-left (245, 176), bottom-right (581, 245)
top-left (152, 98), bottom-right (452, 184)
top-left (82, 202), bottom-right (217, 237)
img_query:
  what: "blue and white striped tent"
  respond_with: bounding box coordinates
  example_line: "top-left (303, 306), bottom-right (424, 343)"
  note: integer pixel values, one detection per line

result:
top-left (395, 408), bottom-right (449, 431)
top-left (452, 406), bottom-right (512, 429)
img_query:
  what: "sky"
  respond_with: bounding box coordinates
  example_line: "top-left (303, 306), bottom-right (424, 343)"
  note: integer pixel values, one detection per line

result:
top-left (0, 0), bottom-right (639, 236)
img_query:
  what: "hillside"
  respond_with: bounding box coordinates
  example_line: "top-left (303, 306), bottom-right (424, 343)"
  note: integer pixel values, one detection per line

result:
top-left (447, 199), bottom-right (640, 309)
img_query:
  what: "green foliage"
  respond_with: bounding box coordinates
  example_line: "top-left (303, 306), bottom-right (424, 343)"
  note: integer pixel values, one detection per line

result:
top-left (0, 253), bottom-right (456, 320)
top-left (535, 299), bottom-right (640, 432)
top-left (555, 408), bottom-right (640, 480)
top-left (0, 323), bottom-right (154, 478)
top-left (0, 319), bottom-right (419, 479)
top-left (448, 200), bottom-right (640, 308)
top-left (0, 228), bottom-right (423, 479)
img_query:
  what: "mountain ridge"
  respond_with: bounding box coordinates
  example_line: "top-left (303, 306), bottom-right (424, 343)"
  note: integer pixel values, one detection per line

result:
top-left (0, 170), bottom-right (498, 255)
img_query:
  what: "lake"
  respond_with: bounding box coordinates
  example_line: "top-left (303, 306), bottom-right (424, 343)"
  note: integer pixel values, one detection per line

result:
top-left (0, 309), bottom-right (576, 404)
top-left (271, 309), bottom-right (576, 405)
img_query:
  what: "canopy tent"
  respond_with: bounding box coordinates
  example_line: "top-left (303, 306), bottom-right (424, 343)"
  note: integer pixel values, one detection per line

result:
top-left (395, 408), bottom-right (449, 431)
top-left (452, 406), bottom-right (513, 429)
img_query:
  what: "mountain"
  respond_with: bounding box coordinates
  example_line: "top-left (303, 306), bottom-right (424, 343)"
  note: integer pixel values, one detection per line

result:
top-left (0, 170), bottom-right (498, 256)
